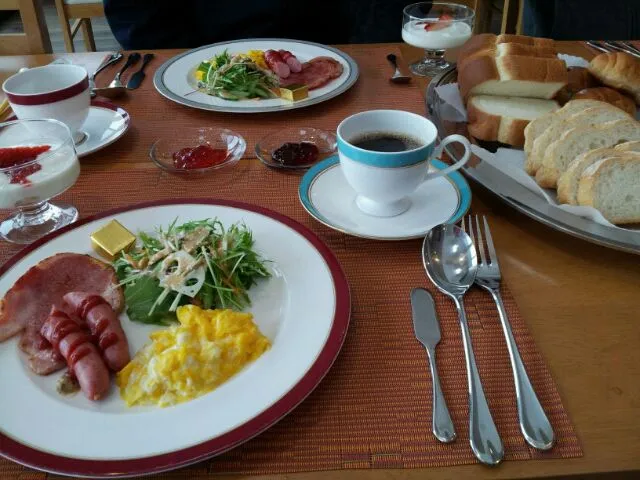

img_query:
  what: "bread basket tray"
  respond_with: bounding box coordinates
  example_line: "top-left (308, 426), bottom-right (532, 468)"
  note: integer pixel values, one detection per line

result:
top-left (426, 65), bottom-right (640, 255)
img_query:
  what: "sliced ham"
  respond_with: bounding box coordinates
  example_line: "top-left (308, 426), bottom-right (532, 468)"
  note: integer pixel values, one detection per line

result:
top-left (0, 253), bottom-right (124, 375)
top-left (279, 56), bottom-right (344, 90)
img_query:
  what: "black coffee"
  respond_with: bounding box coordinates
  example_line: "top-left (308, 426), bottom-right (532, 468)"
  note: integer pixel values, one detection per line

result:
top-left (351, 131), bottom-right (423, 152)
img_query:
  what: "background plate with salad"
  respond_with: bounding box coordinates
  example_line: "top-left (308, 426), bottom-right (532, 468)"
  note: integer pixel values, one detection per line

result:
top-left (154, 38), bottom-right (359, 113)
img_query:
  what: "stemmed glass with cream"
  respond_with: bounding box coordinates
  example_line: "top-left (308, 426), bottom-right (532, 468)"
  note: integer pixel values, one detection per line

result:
top-left (402, 2), bottom-right (475, 77)
top-left (0, 119), bottom-right (80, 244)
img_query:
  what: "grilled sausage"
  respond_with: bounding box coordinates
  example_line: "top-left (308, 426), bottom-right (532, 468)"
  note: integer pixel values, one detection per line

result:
top-left (265, 50), bottom-right (291, 78)
top-left (40, 307), bottom-right (110, 401)
top-left (64, 292), bottom-right (130, 372)
top-left (278, 50), bottom-right (302, 73)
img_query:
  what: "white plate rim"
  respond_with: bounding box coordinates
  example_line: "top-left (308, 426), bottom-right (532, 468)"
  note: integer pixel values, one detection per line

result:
top-left (153, 38), bottom-right (359, 114)
top-left (0, 198), bottom-right (350, 478)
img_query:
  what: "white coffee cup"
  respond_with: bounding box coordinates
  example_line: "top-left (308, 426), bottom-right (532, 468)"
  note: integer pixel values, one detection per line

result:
top-left (337, 110), bottom-right (471, 217)
top-left (2, 64), bottom-right (90, 141)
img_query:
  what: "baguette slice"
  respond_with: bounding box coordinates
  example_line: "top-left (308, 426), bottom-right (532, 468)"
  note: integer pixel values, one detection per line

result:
top-left (615, 140), bottom-right (640, 153)
top-left (557, 148), bottom-right (637, 204)
top-left (526, 104), bottom-right (632, 176)
top-left (467, 95), bottom-right (559, 147)
top-left (577, 155), bottom-right (640, 224)
top-left (458, 55), bottom-right (568, 100)
top-left (573, 87), bottom-right (637, 116)
top-left (523, 99), bottom-right (611, 160)
top-left (536, 119), bottom-right (640, 188)
top-left (588, 52), bottom-right (640, 104)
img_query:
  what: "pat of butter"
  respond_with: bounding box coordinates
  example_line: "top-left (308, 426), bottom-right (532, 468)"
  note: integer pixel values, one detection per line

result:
top-left (91, 220), bottom-right (136, 260)
top-left (279, 83), bottom-right (309, 102)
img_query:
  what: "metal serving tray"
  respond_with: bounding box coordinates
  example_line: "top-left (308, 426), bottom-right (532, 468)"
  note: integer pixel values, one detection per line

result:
top-left (427, 66), bottom-right (640, 255)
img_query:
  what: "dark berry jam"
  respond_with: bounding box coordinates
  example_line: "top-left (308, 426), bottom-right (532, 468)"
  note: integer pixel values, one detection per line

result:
top-left (272, 142), bottom-right (319, 166)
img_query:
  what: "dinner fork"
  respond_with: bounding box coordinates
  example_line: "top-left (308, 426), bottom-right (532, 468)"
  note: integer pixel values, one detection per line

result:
top-left (603, 41), bottom-right (640, 59)
top-left (462, 215), bottom-right (555, 451)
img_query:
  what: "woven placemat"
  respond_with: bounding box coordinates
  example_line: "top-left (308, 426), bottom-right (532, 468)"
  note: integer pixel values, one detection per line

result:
top-left (0, 161), bottom-right (582, 478)
top-left (87, 44), bottom-right (425, 163)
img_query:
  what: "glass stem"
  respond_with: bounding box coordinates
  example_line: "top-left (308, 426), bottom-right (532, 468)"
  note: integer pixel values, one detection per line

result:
top-left (424, 49), bottom-right (446, 63)
top-left (15, 201), bottom-right (52, 227)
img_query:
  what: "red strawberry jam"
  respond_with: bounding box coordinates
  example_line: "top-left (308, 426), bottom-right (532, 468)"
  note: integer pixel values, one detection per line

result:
top-left (0, 145), bottom-right (51, 185)
top-left (172, 145), bottom-right (228, 170)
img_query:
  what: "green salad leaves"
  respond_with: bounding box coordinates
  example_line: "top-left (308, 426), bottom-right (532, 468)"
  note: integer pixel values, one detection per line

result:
top-left (114, 219), bottom-right (270, 325)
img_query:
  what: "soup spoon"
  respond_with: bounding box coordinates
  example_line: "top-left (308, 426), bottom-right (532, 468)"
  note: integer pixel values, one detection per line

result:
top-left (422, 224), bottom-right (504, 466)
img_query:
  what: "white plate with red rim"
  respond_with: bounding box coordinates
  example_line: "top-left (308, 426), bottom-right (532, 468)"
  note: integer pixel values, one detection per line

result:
top-left (0, 199), bottom-right (350, 477)
top-left (154, 38), bottom-right (359, 114)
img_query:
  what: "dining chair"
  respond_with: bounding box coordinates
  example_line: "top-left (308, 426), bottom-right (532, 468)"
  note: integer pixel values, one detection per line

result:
top-left (0, 0), bottom-right (52, 54)
top-left (472, 0), bottom-right (524, 34)
top-left (501, 0), bottom-right (524, 34)
top-left (54, 0), bottom-right (104, 52)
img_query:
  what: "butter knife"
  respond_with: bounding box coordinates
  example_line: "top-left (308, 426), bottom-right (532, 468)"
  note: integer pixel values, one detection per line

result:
top-left (411, 288), bottom-right (456, 443)
top-left (126, 53), bottom-right (155, 90)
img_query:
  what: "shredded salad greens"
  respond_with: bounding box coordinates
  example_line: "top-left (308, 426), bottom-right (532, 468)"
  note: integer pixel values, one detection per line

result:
top-left (114, 219), bottom-right (271, 325)
top-left (195, 50), bottom-right (279, 101)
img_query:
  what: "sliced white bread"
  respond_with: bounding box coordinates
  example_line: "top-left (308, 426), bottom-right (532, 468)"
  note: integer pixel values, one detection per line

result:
top-left (459, 41), bottom-right (556, 70)
top-left (458, 34), bottom-right (556, 66)
top-left (535, 119), bottom-right (640, 188)
top-left (467, 95), bottom-right (559, 147)
top-left (526, 104), bottom-right (633, 176)
top-left (557, 148), bottom-right (628, 204)
top-left (577, 155), bottom-right (640, 224)
top-left (614, 140), bottom-right (640, 153)
top-left (458, 55), bottom-right (568, 100)
top-left (523, 99), bottom-right (612, 161)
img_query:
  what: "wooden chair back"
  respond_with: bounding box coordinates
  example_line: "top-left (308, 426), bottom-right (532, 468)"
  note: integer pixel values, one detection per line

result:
top-left (0, 0), bottom-right (52, 54)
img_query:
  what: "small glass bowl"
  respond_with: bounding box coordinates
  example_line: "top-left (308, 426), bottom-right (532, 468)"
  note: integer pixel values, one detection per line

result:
top-left (255, 127), bottom-right (337, 170)
top-left (150, 127), bottom-right (246, 174)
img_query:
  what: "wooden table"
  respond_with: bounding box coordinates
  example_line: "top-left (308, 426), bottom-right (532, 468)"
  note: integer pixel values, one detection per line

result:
top-left (1, 42), bottom-right (639, 480)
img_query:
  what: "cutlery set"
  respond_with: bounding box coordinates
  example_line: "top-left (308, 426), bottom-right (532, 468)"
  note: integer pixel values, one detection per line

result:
top-left (586, 40), bottom-right (640, 58)
top-left (91, 52), bottom-right (155, 98)
top-left (414, 215), bottom-right (554, 466)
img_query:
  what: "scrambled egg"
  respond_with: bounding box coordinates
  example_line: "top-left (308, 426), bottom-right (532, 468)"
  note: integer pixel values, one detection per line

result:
top-left (117, 305), bottom-right (270, 407)
top-left (246, 50), bottom-right (267, 70)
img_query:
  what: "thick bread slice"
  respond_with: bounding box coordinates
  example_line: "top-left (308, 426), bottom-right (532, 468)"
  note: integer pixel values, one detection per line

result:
top-left (458, 55), bottom-right (568, 100)
top-left (615, 141), bottom-right (640, 153)
top-left (536, 119), bottom-right (640, 188)
top-left (573, 87), bottom-right (637, 116)
top-left (557, 148), bottom-right (630, 204)
top-left (577, 155), bottom-right (640, 224)
top-left (588, 52), bottom-right (640, 104)
top-left (523, 99), bottom-right (611, 160)
top-left (458, 34), bottom-right (556, 65)
top-left (459, 42), bottom-right (556, 70)
top-left (526, 104), bottom-right (632, 176)
top-left (467, 95), bottom-right (558, 147)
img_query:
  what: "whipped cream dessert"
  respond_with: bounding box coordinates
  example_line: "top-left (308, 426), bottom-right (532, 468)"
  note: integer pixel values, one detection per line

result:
top-left (402, 20), bottom-right (472, 50)
top-left (0, 142), bottom-right (80, 209)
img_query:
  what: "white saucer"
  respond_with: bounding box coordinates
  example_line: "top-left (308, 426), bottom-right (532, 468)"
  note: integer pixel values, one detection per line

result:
top-left (75, 100), bottom-right (130, 157)
top-left (298, 156), bottom-right (471, 240)
top-left (7, 100), bottom-right (129, 158)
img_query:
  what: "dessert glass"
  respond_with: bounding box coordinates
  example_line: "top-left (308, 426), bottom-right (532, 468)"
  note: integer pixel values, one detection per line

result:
top-left (0, 119), bottom-right (80, 244)
top-left (402, 2), bottom-right (475, 76)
